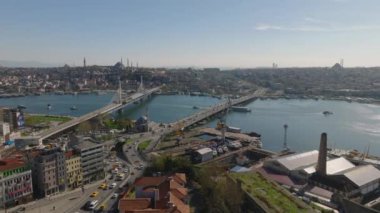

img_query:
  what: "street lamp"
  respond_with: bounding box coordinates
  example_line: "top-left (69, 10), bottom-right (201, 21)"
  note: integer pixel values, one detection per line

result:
top-left (283, 124), bottom-right (288, 151)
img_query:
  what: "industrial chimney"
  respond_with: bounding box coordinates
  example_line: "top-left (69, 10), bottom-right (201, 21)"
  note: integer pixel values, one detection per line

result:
top-left (317, 133), bottom-right (327, 175)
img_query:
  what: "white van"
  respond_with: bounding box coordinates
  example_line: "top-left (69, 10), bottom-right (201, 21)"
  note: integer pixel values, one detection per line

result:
top-left (88, 200), bottom-right (99, 210)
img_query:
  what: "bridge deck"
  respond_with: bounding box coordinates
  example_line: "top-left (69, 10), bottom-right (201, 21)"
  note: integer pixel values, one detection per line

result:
top-left (171, 89), bottom-right (267, 130)
top-left (37, 87), bottom-right (160, 141)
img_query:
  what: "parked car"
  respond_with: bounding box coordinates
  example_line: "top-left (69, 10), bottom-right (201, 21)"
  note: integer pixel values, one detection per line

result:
top-left (111, 193), bottom-right (118, 199)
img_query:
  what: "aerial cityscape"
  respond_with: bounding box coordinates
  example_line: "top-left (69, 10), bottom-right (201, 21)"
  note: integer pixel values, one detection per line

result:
top-left (2, 0), bottom-right (380, 213)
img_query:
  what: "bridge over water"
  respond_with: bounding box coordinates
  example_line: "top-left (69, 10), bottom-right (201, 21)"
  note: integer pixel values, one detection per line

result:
top-left (34, 86), bottom-right (161, 143)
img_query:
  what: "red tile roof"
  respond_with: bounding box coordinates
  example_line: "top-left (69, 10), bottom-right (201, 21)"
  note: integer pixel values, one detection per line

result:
top-left (0, 158), bottom-right (25, 172)
top-left (168, 192), bottom-right (190, 213)
top-left (134, 176), bottom-right (167, 187)
top-left (172, 173), bottom-right (186, 185)
top-left (122, 174), bottom-right (190, 213)
top-left (119, 198), bottom-right (151, 213)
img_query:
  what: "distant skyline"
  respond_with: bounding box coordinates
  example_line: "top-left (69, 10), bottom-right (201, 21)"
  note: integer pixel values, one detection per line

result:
top-left (1, 0), bottom-right (380, 68)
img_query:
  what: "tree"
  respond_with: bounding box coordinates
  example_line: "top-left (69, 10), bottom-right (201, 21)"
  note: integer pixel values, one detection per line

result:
top-left (77, 121), bottom-right (92, 133)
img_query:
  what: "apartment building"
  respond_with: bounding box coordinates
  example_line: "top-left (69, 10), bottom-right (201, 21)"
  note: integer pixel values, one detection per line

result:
top-left (32, 148), bottom-right (66, 198)
top-left (0, 156), bottom-right (33, 207)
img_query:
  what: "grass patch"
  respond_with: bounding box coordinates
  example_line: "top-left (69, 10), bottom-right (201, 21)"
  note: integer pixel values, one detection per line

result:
top-left (138, 140), bottom-right (151, 151)
top-left (25, 115), bottom-right (72, 126)
top-left (126, 139), bottom-right (133, 145)
top-left (230, 172), bottom-right (311, 213)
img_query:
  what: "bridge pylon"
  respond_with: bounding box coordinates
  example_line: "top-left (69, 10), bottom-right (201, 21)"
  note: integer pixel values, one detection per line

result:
top-left (137, 75), bottom-right (144, 93)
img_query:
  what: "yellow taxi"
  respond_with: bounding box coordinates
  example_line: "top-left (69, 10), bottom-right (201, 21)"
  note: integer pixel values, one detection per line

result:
top-left (90, 191), bottom-right (99, 197)
top-left (99, 204), bottom-right (106, 211)
top-left (99, 183), bottom-right (107, 190)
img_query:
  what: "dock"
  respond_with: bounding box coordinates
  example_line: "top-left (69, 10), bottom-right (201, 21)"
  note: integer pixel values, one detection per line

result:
top-left (200, 128), bottom-right (262, 147)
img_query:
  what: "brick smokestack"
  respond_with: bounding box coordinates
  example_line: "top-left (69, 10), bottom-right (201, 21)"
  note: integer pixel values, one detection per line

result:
top-left (317, 133), bottom-right (327, 175)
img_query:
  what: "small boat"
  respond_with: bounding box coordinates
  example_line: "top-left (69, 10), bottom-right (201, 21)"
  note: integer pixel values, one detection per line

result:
top-left (217, 147), bottom-right (224, 154)
top-left (193, 106), bottom-right (199, 109)
top-left (17, 105), bottom-right (26, 109)
top-left (323, 111), bottom-right (333, 116)
top-left (231, 106), bottom-right (251, 112)
top-left (70, 106), bottom-right (77, 110)
top-left (47, 104), bottom-right (52, 110)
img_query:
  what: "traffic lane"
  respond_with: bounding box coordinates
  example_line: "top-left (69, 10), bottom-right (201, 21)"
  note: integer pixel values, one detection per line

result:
top-left (101, 171), bottom-right (136, 212)
top-left (75, 177), bottom-right (126, 213)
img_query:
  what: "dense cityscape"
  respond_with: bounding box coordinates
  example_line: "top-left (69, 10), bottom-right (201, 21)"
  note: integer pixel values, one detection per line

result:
top-left (2, 0), bottom-right (380, 213)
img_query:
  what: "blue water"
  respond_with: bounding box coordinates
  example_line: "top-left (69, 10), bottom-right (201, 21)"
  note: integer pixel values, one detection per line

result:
top-left (0, 93), bottom-right (114, 117)
top-left (119, 95), bottom-right (220, 123)
top-left (2, 94), bottom-right (380, 155)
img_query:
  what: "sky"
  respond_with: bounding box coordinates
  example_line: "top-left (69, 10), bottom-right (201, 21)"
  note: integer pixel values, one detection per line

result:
top-left (1, 0), bottom-right (380, 68)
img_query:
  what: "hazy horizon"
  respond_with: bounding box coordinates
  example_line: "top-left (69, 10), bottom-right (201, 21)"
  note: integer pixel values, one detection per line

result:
top-left (1, 0), bottom-right (380, 67)
top-left (1, 58), bottom-right (377, 69)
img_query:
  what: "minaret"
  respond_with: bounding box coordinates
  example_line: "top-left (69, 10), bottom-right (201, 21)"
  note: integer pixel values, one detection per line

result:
top-left (118, 77), bottom-right (122, 104)
top-left (83, 57), bottom-right (86, 68)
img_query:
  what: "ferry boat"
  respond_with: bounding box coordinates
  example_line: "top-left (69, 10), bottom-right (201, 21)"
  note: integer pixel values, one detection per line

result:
top-left (215, 121), bottom-right (241, 133)
top-left (231, 106), bottom-right (251, 112)
top-left (323, 111), bottom-right (333, 116)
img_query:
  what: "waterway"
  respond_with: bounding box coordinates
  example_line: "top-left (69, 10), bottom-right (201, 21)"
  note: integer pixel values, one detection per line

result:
top-left (1, 94), bottom-right (380, 155)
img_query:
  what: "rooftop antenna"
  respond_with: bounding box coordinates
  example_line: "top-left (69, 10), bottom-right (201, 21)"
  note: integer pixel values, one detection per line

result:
top-left (283, 124), bottom-right (289, 151)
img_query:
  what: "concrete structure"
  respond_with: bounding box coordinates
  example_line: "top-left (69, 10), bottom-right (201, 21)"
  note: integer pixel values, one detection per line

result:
top-left (317, 133), bottom-right (327, 175)
top-left (32, 148), bottom-right (66, 198)
top-left (14, 137), bottom-right (40, 150)
top-left (65, 151), bottom-right (82, 189)
top-left (308, 133), bottom-right (380, 197)
top-left (302, 157), bottom-right (355, 177)
top-left (194, 148), bottom-right (213, 163)
top-left (0, 156), bottom-right (33, 208)
top-left (0, 108), bottom-right (24, 131)
top-left (0, 122), bottom-right (10, 136)
top-left (263, 150), bottom-right (319, 177)
top-left (68, 137), bottom-right (104, 184)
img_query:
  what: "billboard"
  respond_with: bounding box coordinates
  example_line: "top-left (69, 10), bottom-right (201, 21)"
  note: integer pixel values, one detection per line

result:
top-left (16, 111), bottom-right (25, 128)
